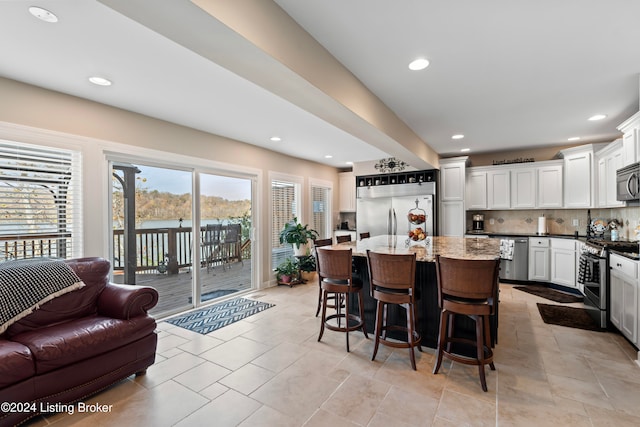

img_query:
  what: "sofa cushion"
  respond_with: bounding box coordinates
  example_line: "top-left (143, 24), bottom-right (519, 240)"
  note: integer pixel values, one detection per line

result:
top-left (11, 314), bottom-right (156, 375)
top-left (6, 258), bottom-right (110, 337)
top-left (0, 339), bottom-right (35, 388)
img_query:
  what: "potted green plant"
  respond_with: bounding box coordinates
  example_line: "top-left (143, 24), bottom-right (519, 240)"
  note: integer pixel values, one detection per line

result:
top-left (279, 217), bottom-right (319, 256)
top-left (297, 254), bottom-right (317, 281)
top-left (275, 257), bottom-right (299, 284)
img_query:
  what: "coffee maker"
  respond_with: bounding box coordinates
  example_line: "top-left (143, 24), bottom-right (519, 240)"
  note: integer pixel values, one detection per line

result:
top-left (472, 214), bottom-right (485, 233)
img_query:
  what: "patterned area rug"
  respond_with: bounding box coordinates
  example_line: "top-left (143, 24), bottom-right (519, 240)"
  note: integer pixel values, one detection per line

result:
top-left (514, 285), bottom-right (583, 303)
top-left (166, 297), bottom-right (274, 335)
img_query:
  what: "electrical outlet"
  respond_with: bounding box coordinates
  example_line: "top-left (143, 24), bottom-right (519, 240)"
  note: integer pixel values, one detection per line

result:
top-left (489, 218), bottom-right (495, 225)
top-left (572, 219), bottom-right (579, 227)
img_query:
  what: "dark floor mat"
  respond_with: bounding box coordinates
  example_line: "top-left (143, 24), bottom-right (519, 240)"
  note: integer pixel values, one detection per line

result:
top-left (514, 285), bottom-right (583, 303)
top-left (537, 303), bottom-right (605, 332)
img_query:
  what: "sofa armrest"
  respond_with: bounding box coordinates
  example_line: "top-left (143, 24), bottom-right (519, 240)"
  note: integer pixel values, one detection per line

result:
top-left (97, 283), bottom-right (159, 320)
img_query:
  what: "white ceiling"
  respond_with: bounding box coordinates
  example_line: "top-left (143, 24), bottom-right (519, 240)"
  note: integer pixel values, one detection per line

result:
top-left (1, 0), bottom-right (639, 168)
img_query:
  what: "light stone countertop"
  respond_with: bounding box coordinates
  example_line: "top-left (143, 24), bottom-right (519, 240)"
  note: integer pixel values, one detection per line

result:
top-left (327, 235), bottom-right (500, 262)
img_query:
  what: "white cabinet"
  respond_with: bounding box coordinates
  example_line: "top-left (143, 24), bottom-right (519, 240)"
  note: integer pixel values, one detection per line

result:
top-left (440, 158), bottom-right (467, 201)
top-left (338, 172), bottom-right (356, 212)
top-left (550, 238), bottom-right (576, 288)
top-left (511, 168), bottom-right (536, 208)
top-left (440, 201), bottom-right (465, 236)
top-left (537, 164), bottom-right (563, 208)
top-left (618, 111), bottom-right (640, 166)
top-left (561, 147), bottom-right (595, 208)
top-left (529, 238), bottom-right (550, 281)
top-left (596, 140), bottom-right (624, 208)
top-left (487, 169), bottom-right (511, 209)
top-left (466, 160), bottom-right (563, 210)
top-left (466, 171), bottom-right (487, 209)
top-left (439, 157), bottom-right (468, 237)
top-left (610, 253), bottom-right (639, 345)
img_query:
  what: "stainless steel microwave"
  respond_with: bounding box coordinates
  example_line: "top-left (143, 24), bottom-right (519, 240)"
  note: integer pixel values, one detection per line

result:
top-left (616, 162), bottom-right (640, 201)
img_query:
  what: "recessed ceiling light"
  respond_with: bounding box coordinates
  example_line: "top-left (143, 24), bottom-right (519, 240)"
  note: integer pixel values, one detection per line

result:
top-left (567, 136), bottom-right (581, 141)
top-left (269, 136), bottom-right (282, 142)
top-left (345, 161), bottom-right (353, 165)
top-left (452, 134), bottom-right (464, 140)
top-left (324, 155), bottom-right (333, 159)
top-left (460, 148), bottom-right (471, 152)
top-left (88, 76), bottom-right (112, 86)
top-left (408, 58), bottom-right (430, 71)
top-left (588, 114), bottom-right (607, 121)
top-left (29, 6), bottom-right (58, 23)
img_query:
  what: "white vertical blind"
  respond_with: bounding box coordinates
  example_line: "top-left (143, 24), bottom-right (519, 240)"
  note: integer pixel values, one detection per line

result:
top-left (0, 140), bottom-right (82, 260)
top-left (271, 179), bottom-right (297, 269)
top-left (311, 185), bottom-right (330, 240)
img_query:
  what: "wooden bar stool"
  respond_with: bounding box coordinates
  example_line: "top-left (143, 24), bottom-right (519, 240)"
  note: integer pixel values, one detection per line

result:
top-left (359, 232), bottom-right (370, 240)
top-left (366, 250), bottom-right (421, 370)
top-left (316, 248), bottom-right (368, 352)
top-left (433, 255), bottom-right (500, 391)
top-left (313, 238), bottom-right (335, 317)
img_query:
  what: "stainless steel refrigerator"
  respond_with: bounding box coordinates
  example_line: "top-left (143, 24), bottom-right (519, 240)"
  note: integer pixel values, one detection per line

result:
top-left (356, 182), bottom-right (436, 238)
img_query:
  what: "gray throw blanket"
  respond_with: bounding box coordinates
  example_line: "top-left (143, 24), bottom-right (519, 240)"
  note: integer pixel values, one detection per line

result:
top-left (0, 258), bottom-right (85, 334)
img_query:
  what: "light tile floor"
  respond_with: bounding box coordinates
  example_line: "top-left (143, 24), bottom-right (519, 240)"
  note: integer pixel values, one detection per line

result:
top-left (27, 282), bottom-right (640, 426)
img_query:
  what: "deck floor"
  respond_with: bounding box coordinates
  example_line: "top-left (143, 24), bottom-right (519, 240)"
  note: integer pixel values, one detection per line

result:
top-left (112, 260), bottom-right (252, 316)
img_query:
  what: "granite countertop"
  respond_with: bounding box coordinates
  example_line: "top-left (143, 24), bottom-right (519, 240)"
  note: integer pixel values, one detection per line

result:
top-left (331, 235), bottom-right (500, 262)
top-left (466, 231), bottom-right (586, 240)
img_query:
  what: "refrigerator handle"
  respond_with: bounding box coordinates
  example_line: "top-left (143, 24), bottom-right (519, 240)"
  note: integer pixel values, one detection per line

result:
top-left (387, 208), bottom-right (391, 235)
top-left (392, 209), bottom-right (397, 235)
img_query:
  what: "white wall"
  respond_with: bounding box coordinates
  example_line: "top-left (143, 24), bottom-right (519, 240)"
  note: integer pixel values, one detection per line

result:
top-left (0, 77), bottom-right (339, 287)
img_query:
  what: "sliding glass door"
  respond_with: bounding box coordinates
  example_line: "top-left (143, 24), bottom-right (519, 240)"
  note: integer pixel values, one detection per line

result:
top-left (110, 160), bottom-right (255, 317)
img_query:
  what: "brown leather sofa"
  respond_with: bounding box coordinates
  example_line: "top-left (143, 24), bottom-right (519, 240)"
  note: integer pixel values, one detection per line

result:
top-left (0, 257), bottom-right (159, 426)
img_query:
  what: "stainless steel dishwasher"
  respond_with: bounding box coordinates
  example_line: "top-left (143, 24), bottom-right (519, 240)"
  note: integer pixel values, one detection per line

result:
top-left (495, 237), bottom-right (529, 281)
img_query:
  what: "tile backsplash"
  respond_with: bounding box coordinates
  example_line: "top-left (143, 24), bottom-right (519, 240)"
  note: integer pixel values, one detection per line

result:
top-left (466, 206), bottom-right (640, 239)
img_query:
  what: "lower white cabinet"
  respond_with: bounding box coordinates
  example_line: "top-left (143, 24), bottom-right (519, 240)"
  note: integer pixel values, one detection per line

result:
top-left (550, 239), bottom-right (577, 288)
top-left (529, 238), bottom-right (550, 281)
top-left (610, 253), bottom-right (639, 345)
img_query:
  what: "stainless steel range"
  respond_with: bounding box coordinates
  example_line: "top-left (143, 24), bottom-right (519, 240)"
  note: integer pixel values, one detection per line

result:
top-left (578, 239), bottom-right (639, 328)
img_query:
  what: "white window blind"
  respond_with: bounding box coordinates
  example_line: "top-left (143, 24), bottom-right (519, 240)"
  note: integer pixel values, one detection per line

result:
top-left (311, 185), bottom-right (330, 240)
top-left (271, 179), bottom-right (297, 269)
top-left (0, 140), bottom-right (82, 261)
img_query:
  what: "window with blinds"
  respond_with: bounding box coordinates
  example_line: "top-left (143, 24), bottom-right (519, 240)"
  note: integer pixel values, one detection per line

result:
top-left (311, 185), bottom-right (330, 240)
top-left (271, 179), bottom-right (298, 269)
top-left (0, 140), bottom-right (82, 261)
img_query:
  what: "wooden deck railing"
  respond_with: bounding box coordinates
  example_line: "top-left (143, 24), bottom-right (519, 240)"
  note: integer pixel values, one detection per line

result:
top-left (0, 226), bottom-right (249, 276)
top-left (112, 225), bottom-right (249, 274)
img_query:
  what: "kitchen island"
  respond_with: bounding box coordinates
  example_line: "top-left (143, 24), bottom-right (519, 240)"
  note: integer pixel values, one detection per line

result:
top-left (332, 235), bottom-right (500, 348)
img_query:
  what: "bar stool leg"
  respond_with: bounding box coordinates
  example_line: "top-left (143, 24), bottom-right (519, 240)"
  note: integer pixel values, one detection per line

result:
top-left (484, 315), bottom-right (496, 371)
top-left (358, 290), bottom-right (368, 339)
top-left (433, 309), bottom-right (448, 374)
top-left (315, 286), bottom-right (322, 317)
top-left (318, 289), bottom-right (328, 342)
top-left (476, 315), bottom-right (488, 392)
top-left (345, 292), bottom-right (350, 352)
top-left (372, 300), bottom-right (384, 361)
top-left (406, 303), bottom-right (417, 370)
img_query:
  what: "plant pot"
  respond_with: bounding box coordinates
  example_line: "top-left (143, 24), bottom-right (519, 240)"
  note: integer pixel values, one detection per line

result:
top-left (293, 243), bottom-right (309, 257)
top-left (280, 275), bottom-right (292, 284)
top-left (300, 271), bottom-right (316, 282)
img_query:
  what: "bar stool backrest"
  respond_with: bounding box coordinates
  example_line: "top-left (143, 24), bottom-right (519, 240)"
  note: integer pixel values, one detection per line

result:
top-left (367, 250), bottom-right (416, 293)
top-left (316, 248), bottom-right (353, 284)
top-left (336, 235), bottom-right (352, 244)
top-left (434, 255), bottom-right (500, 307)
top-left (313, 238), bottom-right (333, 248)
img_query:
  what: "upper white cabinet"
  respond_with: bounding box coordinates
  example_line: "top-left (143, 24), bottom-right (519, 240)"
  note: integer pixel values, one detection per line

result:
top-left (465, 160), bottom-right (563, 210)
top-left (559, 144), bottom-right (606, 209)
top-left (537, 163), bottom-right (563, 208)
top-left (466, 170), bottom-right (488, 209)
top-left (511, 167), bottom-right (536, 209)
top-left (338, 172), bottom-right (356, 212)
top-left (440, 157), bottom-right (467, 201)
top-left (487, 169), bottom-right (511, 209)
top-left (596, 140), bottom-right (625, 208)
top-left (618, 111), bottom-right (640, 166)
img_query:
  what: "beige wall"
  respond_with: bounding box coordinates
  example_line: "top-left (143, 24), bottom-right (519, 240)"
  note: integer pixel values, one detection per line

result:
top-left (0, 77), bottom-right (339, 287)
